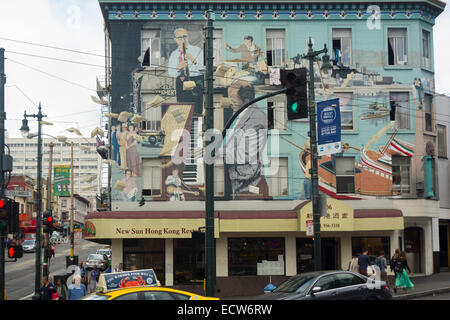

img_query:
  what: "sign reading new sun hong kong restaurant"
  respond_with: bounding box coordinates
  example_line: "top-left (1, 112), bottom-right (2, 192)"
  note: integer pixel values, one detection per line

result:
top-left (299, 199), bottom-right (354, 233)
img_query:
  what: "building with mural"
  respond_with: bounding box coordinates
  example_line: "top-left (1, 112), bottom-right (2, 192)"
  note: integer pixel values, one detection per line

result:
top-left (85, 0), bottom-right (445, 297)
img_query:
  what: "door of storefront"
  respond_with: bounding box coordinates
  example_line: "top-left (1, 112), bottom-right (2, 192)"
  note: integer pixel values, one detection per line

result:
top-left (404, 227), bottom-right (422, 273)
top-left (439, 223), bottom-right (449, 269)
top-left (296, 238), bottom-right (340, 273)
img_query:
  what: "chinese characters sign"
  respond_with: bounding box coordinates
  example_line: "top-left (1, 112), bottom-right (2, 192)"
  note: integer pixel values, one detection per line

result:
top-left (54, 165), bottom-right (71, 197)
top-left (299, 198), bottom-right (354, 232)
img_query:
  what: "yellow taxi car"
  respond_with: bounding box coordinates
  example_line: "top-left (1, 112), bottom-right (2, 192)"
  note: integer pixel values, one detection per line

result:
top-left (81, 286), bottom-right (219, 300)
top-left (80, 269), bottom-right (219, 300)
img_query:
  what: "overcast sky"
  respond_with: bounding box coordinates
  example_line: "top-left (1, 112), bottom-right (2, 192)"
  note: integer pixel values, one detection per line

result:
top-left (1, 1), bottom-right (449, 139)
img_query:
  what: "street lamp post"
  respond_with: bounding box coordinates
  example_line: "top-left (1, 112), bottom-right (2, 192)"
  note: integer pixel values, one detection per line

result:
top-left (300, 37), bottom-right (333, 271)
top-left (20, 103), bottom-right (46, 300)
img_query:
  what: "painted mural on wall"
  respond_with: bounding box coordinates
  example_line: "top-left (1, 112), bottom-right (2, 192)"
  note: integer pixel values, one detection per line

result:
top-left (108, 20), bottom-right (432, 204)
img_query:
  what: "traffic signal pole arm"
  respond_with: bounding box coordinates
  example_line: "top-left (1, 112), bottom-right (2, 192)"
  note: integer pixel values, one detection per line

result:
top-left (221, 87), bottom-right (287, 140)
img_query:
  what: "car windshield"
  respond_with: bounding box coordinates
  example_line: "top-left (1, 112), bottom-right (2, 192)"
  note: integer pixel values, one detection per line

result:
top-left (88, 254), bottom-right (103, 260)
top-left (81, 294), bottom-right (110, 300)
top-left (273, 275), bottom-right (316, 294)
top-left (97, 250), bottom-right (109, 255)
top-left (23, 240), bottom-right (35, 245)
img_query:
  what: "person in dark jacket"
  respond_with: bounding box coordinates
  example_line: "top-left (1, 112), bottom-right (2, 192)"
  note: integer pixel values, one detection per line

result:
top-left (394, 251), bottom-right (414, 294)
top-left (390, 248), bottom-right (401, 293)
top-left (40, 276), bottom-right (55, 300)
top-left (357, 249), bottom-right (373, 277)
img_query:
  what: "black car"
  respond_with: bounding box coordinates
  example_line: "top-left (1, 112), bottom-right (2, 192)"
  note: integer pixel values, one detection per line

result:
top-left (254, 271), bottom-right (392, 300)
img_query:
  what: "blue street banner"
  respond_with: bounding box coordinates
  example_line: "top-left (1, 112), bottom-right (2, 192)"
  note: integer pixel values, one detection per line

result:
top-left (317, 98), bottom-right (342, 156)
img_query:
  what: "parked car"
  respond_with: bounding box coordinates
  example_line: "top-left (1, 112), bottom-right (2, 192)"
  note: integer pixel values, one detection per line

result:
top-left (254, 271), bottom-right (392, 300)
top-left (96, 248), bottom-right (112, 260)
top-left (22, 239), bottom-right (36, 253)
top-left (85, 254), bottom-right (109, 271)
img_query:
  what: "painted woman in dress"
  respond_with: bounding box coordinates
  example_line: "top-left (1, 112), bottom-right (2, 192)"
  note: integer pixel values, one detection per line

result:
top-left (126, 123), bottom-right (142, 177)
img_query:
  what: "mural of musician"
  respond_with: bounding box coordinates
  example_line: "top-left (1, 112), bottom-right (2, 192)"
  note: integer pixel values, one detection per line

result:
top-left (168, 27), bottom-right (205, 115)
top-left (165, 167), bottom-right (199, 201)
top-left (225, 35), bottom-right (265, 71)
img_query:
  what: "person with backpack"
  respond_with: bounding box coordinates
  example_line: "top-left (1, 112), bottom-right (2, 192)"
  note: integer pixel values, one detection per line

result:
top-left (375, 251), bottom-right (388, 283)
top-left (394, 251), bottom-right (414, 294)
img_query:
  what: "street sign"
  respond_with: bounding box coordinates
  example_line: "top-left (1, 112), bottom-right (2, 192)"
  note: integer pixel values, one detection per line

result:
top-left (5, 190), bottom-right (32, 198)
top-left (54, 165), bottom-right (71, 196)
top-left (306, 219), bottom-right (314, 237)
top-left (317, 98), bottom-right (342, 156)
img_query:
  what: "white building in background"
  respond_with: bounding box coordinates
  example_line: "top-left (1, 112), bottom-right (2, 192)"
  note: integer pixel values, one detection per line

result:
top-left (436, 94), bottom-right (450, 271)
top-left (6, 137), bottom-right (101, 199)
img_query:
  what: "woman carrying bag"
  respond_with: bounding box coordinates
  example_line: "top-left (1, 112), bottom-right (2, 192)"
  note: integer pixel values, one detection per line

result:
top-left (394, 251), bottom-right (414, 294)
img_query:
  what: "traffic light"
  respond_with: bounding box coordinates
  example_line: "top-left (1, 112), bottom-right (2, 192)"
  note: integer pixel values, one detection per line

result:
top-left (8, 200), bottom-right (19, 234)
top-left (280, 68), bottom-right (308, 120)
top-left (7, 244), bottom-right (23, 259)
top-left (43, 210), bottom-right (54, 234)
top-left (0, 197), bottom-right (7, 231)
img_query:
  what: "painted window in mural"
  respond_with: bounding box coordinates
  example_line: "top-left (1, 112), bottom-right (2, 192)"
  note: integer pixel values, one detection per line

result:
top-left (390, 92), bottom-right (410, 130)
top-left (332, 28), bottom-right (352, 67)
top-left (214, 161), bottom-right (225, 197)
top-left (437, 124), bottom-right (447, 158)
top-left (266, 157), bottom-right (288, 197)
top-left (388, 28), bottom-right (408, 66)
top-left (267, 96), bottom-right (286, 130)
top-left (392, 155), bottom-right (411, 195)
top-left (213, 29), bottom-right (223, 67)
top-left (141, 95), bottom-right (162, 132)
top-left (266, 29), bottom-right (286, 67)
top-left (424, 94), bottom-right (433, 132)
top-left (422, 30), bottom-right (431, 68)
top-left (334, 92), bottom-right (353, 130)
top-left (335, 156), bottom-right (355, 194)
top-left (142, 158), bottom-right (162, 197)
top-left (228, 238), bottom-right (285, 276)
top-left (141, 29), bottom-right (161, 67)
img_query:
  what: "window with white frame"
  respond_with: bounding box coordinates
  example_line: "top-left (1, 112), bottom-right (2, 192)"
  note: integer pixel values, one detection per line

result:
top-left (213, 29), bottom-right (223, 67)
top-left (141, 95), bottom-right (161, 131)
top-left (332, 28), bottom-right (352, 66)
top-left (267, 96), bottom-right (286, 130)
top-left (266, 29), bottom-right (286, 67)
top-left (422, 30), bottom-right (431, 68)
top-left (142, 158), bottom-right (162, 197)
top-left (388, 28), bottom-right (408, 66)
top-left (424, 94), bottom-right (433, 132)
top-left (141, 29), bottom-right (161, 67)
top-left (267, 157), bottom-right (288, 196)
top-left (392, 155), bottom-right (410, 195)
top-left (437, 124), bottom-right (447, 158)
top-left (390, 92), bottom-right (410, 130)
top-left (335, 157), bottom-right (355, 194)
top-left (214, 160), bottom-right (224, 196)
top-left (334, 92), bottom-right (353, 130)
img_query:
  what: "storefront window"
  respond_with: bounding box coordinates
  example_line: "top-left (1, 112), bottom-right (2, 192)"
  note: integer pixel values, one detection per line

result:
top-left (296, 238), bottom-right (340, 273)
top-left (123, 239), bottom-right (165, 284)
top-left (228, 238), bottom-right (285, 276)
top-left (173, 239), bottom-right (205, 285)
top-left (351, 237), bottom-right (390, 263)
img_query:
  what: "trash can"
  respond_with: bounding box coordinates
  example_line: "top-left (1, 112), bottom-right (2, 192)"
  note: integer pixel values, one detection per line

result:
top-left (66, 255), bottom-right (79, 268)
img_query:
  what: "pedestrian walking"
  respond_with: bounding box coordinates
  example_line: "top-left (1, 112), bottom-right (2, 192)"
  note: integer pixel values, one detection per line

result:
top-left (375, 251), bottom-right (388, 283)
top-left (348, 255), bottom-right (359, 273)
top-left (357, 248), bottom-right (374, 277)
top-left (88, 266), bottom-right (100, 293)
top-left (39, 276), bottom-right (55, 300)
top-left (390, 248), bottom-right (401, 292)
top-left (77, 262), bottom-right (87, 285)
top-left (55, 278), bottom-right (68, 300)
top-left (51, 244), bottom-right (55, 258)
top-left (394, 251), bottom-right (414, 294)
top-left (68, 274), bottom-right (87, 300)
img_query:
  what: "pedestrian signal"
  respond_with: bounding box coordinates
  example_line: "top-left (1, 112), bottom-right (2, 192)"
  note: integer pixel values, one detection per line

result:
top-left (0, 197), bottom-right (7, 231)
top-left (8, 245), bottom-right (23, 259)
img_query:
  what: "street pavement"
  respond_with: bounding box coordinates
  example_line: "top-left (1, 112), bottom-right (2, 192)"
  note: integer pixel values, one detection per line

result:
top-left (391, 271), bottom-right (450, 300)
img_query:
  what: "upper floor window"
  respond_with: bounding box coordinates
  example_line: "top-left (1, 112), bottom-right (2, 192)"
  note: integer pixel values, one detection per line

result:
top-left (422, 30), bottom-right (431, 68)
top-left (388, 28), bottom-right (407, 66)
top-left (392, 155), bottom-right (411, 195)
top-left (141, 29), bottom-right (161, 67)
top-left (335, 157), bottom-right (355, 194)
top-left (141, 95), bottom-right (161, 132)
top-left (390, 92), bottom-right (410, 130)
top-left (142, 158), bottom-right (162, 197)
top-left (267, 95), bottom-right (286, 130)
top-left (332, 28), bottom-right (352, 67)
top-left (266, 29), bottom-right (286, 67)
top-left (424, 94), bottom-right (433, 132)
top-left (437, 124), bottom-right (447, 158)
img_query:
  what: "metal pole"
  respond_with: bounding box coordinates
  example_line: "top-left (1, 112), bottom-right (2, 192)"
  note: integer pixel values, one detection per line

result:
top-left (43, 142), bottom-right (53, 277)
top-left (32, 103), bottom-right (44, 299)
top-left (305, 38), bottom-right (322, 271)
top-left (0, 47), bottom-right (6, 300)
top-left (70, 142), bottom-right (74, 261)
top-left (204, 9), bottom-right (215, 297)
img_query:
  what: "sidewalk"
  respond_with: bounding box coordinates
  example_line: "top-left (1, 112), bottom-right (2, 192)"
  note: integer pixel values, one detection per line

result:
top-left (391, 271), bottom-right (450, 300)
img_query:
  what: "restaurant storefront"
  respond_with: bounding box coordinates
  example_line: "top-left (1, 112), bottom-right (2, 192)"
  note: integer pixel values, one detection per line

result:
top-left (84, 199), bottom-right (409, 297)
